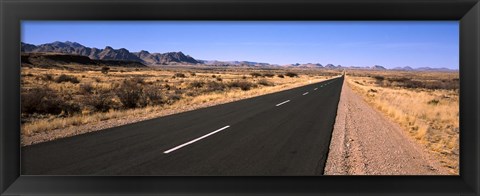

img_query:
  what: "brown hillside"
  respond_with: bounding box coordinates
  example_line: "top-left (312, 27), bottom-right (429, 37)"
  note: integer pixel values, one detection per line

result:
top-left (21, 53), bottom-right (146, 68)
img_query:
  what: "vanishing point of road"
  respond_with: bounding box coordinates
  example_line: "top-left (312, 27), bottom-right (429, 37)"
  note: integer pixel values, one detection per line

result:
top-left (22, 76), bottom-right (344, 175)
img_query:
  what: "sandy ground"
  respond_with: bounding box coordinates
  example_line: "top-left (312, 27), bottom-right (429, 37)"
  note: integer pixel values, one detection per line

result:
top-left (324, 80), bottom-right (450, 175)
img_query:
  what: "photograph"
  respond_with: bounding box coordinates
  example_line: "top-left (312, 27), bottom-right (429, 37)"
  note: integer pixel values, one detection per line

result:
top-left (20, 21), bottom-right (459, 176)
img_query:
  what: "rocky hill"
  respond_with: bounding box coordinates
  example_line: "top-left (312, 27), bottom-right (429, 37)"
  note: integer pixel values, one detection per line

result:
top-left (198, 60), bottom-right (272, 67)
top-left (134, 51), bottom-right (198, 65)
top-left (21, 53), bottom-right (146, 68)
top-left (21, 41), bottom-right (199, 65)
top-left (371, 65), bottom-right (387, 70)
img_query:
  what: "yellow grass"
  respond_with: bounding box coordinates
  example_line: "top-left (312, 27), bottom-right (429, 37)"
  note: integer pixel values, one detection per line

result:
top-left (346, 71), bottom-right (459, 174)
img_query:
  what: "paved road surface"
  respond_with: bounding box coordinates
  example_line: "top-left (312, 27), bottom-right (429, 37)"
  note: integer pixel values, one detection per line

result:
top-left (22, 76), bottom-right (344, 175)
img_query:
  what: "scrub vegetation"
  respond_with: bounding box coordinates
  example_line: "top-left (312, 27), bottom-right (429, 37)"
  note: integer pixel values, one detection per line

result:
top-left (21, 65), bottom-right (341, 144)
top-left (346, 70), bottom-right (459, 174)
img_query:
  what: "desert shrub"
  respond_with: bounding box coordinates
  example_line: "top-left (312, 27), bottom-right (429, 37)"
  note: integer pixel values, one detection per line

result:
top-left (263, 73), bottom-right (275, 78)
top-left (212, 75), bottom-right (217, 78)
top-left (84, 91), bottom-right (115, 112)
top-left (144, 85), bottom-right (164, 105)
top-left (257, 79), bottom-right (274, 86)
top-left (101, 66), bottom-right (110, 74)
top-left (387, 77), bottom-right (410, 83)
top-left (79, 83), bottom-right (94, 94)
top-left (21, 87), bottom-right (63, 115)
top-left (373, 76), bottom-right (385, 85)
top-left (115, 80), bottom-right (147, 108)
top-left (190, 72), bottom-right (196, 76)
top-left (400, 80), bottom-right (424, 89)
top-left (204, 81), bottom-right (226, 92)
top-left (285, 72), bottom-right (298, 78)
top-left (277, 74), bottom-right (285, 78)
top-left (189, 80), bottom-right (205, 88)
top-left (174, 89), bottom-right (184, 95)
top-left (422, 80), bottom-right (459, 90)
top-left (250, 72), bottom-right (262, 78)
top-left (61, 102), bottom-right (82, 116)
top-left (166, 94), bottom-right (182, 104)
top-left (174, 73), bottom-right (186, 78)
top-left (373, 75), bottom-right (385, 81)
top-left (242, 76), bottom-right (247, 79)
top-left (55, 74), bottom-right (80, 84)
top-left (164, 84), bottom-right (171, 90)
top-left (216, 77), bottom-right (223, 81)
top-left (228, 80), bottom-right (256, 91)
top-left (382, 78), bottom-right (459, 90)
top-left (42, 74), bottom-right (54, 81)
top-left (186, 91), bottom-right (198, 97)
top-left (131, 76), bottom-right (145, 84)
top-left (427, 99), bottom-right (440, 105)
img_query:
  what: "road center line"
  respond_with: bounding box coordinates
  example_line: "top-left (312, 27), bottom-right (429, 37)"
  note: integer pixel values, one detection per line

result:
top-left (163, 125), bottom-right (231, 154)
top-left (275, 100), bottom-right (290, 106)
top-left (303, 92), bottom-right (309, 95)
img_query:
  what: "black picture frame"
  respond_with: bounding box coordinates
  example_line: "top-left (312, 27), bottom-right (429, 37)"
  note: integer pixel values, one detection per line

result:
top-left (1, 0), bottom-right (479, 195)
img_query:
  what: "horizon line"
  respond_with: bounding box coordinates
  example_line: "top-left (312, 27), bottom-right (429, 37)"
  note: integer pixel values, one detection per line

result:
top-left (21, 40), bottom-right (458, 70)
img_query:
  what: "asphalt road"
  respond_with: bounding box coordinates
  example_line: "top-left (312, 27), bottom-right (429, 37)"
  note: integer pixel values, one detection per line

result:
top-left (22, 75), bottom-right (345, 175)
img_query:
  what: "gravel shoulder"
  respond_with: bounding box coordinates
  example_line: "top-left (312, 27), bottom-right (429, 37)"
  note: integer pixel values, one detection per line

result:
top-left (324, 79), bottom-right (450, 175)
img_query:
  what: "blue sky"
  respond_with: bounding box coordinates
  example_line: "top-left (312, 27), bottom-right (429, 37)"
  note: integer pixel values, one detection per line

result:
top-left (22, 21), bottom-right (458, 69)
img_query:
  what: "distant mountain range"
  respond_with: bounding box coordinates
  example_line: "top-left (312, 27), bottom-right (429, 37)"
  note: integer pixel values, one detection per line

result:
top-left (21, 52), bottom-right (147, 68)
top-left (198, 60), bottom-right (272, 67)
top-left (21, 41), bottom-right (198, 66)
top-left (21, 41), bottom-right (457, 71)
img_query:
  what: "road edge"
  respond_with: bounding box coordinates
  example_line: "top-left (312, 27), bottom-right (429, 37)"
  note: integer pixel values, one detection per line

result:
top-left (323, 77), bottom-right (348, 175)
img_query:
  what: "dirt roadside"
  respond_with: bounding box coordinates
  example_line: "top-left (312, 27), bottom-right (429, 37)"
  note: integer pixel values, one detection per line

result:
top-left (324, 79), bottom-right (451, 175)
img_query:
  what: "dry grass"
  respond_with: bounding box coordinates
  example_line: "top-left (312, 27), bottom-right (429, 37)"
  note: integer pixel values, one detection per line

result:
top-left (21, 65), bottom-right (340, 144)
top-left (346, 70), bottom-right (459, 174)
